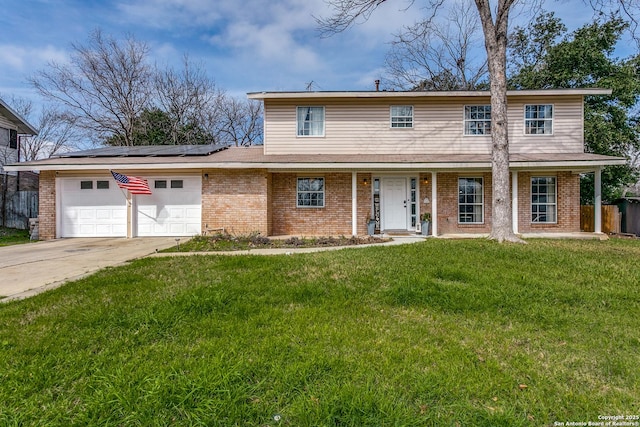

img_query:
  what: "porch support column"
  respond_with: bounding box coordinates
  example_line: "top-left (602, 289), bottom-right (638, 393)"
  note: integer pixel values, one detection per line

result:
top-left (126, 192), bottom-right (133, 238)
top-left (431, 172), bottom-right (438, 236)
top-left (595, 167), bottom-right (602, 234)
top-left (511, 171), bottom-right (519, 234)
top-left (352, 172), bottom-right (358, 236)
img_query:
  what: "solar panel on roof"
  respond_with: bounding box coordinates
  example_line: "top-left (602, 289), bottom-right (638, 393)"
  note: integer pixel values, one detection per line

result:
top-left (55, 144), bottom-right (228, 158)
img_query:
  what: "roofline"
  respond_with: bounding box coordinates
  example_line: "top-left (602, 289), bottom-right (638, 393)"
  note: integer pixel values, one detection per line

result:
top-left (0, 97), bottom-right (38, 135)
top-left (4, 158), bottom-right (625, 172)
top-left (247, 88), bottom-right (613, 100)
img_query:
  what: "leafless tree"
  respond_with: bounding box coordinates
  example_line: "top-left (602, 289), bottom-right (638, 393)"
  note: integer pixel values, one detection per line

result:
top-left (154, 56), bottom-right (224, 145)
top-left (319, 0), bottom-right (521, 242)
top-left (8, 97), bottom-right (80, 160)
top-left (384, 4), bottom-right (488, 90)
top-left (30, 29), bottom-right (153, 146)
top-left (216, 97), bottom-right (263, 146)
top-left (319, 0), bottom-right (638, 242)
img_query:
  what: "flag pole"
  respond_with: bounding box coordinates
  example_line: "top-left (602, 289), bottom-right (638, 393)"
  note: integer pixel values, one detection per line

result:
top-left (127, 191), bottom-right (133, 238)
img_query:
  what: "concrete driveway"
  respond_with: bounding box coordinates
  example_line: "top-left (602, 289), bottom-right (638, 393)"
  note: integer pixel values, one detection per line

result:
top-left (0, 237), bottom-right (180, 302)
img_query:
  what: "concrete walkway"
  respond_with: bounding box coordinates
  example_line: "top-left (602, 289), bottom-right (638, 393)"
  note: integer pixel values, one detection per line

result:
top-left (0, 237), bottom-right (179, 302)
top-left (0, 236), bottom-right (425, 303)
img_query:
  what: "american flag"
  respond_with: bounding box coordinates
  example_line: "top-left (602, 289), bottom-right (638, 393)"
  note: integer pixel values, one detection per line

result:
top-left (110, 171), bottom-right (152, 195)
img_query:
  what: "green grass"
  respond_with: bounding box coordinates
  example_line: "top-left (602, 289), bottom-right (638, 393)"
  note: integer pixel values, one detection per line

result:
top-left (0, 226), bottom-right (31, 246)
top-left (1, 239), bottom-right (639, 426)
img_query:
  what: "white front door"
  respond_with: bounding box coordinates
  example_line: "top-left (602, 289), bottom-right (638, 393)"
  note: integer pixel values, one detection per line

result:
top-left (382, 177), bottom-right (408, 230)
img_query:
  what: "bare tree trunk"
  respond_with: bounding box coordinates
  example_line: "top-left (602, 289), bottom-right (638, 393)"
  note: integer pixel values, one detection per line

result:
top-left (475, 0), bottom-right (524, 243)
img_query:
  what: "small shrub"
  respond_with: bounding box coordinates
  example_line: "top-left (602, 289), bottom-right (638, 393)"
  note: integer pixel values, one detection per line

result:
top-left (250, 235), bottom-right (271, 246)
top-left (284, 237), bottom-right (304, 247)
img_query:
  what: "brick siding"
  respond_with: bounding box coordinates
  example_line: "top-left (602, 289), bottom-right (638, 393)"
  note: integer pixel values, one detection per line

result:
top-left (37, 168), bottom-right (582, 241)
top-left (517, 171), bottom-right (580, 233)
top-left (201, 169), bottom-right (270, 235)
top-left (434, 171), bottom-right (580, 235)
top-left (272, 172), bottom-right (357, 236)
top-left (38, 170), bottom-right (56, 240)
top-left (436, 172), bottom-right (493, 235)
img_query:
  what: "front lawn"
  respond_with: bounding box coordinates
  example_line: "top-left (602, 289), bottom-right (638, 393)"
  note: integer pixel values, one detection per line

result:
top-left (0, 226), bottom-right (30, 246)
top-left (1, 239), bottom-right (639, 426)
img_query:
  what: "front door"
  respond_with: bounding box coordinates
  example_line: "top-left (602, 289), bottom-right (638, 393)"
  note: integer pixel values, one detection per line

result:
top-left (382, 177), bottom-right (408, 230)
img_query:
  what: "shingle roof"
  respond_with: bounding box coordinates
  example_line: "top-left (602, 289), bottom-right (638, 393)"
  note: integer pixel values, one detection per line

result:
top-left (5, 146), bottom-right (626, 172)
top-left (0, 97), bottom-right (38, 135)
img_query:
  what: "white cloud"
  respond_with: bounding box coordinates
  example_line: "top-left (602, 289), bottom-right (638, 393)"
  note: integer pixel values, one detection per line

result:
top-left (115, 0), bottom-right (226, 28)
top-left (0, 44), bottom-right (68, 71)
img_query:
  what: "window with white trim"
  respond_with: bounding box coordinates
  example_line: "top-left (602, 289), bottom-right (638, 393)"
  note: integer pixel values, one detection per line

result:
top-left (525, 104), bottom-right (553, 135)
top-left (458, 177), bottom-right (483, 223)
top-left (464, 105), bottom-right (491, 135)
top-left (297, 177), bottom-right (324, 207)
top-left (390, 106), bottom-right (413, 128)
top-left (297, 106), bottom-right (325, 136)
top-left (531, 177), bottom-right (557, 223)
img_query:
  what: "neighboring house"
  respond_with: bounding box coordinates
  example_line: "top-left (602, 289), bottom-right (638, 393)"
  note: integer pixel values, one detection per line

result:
top-left (0, 97), bottom-right (38, 175)
top-left (5, 89), bottom-right (625, 240)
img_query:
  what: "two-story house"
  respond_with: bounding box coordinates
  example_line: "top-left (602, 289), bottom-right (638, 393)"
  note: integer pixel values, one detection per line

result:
top-left (1, 97), bottom-right (37, 175)
top-left (6, 89), bottom-right (625, 240)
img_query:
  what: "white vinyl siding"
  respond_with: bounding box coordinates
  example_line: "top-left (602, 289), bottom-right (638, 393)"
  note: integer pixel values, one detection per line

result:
top-left (390, 105), bottom-right (413, 128)
top-left (0, 127), bottom-right (18, 175)
top-left (263, 96), bottom-right (584, 155)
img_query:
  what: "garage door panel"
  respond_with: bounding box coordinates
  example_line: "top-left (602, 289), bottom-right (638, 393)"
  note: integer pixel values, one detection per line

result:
top-left (60, 176), bottom-right (200, 238)
top-left (136, 176), bottom-right (201, 237)
top-left (59, 178), bottom-right (127, 238)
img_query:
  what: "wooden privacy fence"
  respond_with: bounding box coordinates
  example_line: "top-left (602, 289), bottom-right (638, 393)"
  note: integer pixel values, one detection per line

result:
top-left (580, 205), bottom-right (620, 233)
top-left (0, 191), bottom-right (38, 230)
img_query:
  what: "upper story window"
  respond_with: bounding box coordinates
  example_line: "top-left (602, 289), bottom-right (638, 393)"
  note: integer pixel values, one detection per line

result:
top-left (458, 177), bottom-right (484, 224)
top-left (9, 129), bottom-right (17, 149)
top-left (0, 127), bottom-right (8, 147)
top-left (390, 106), bottom-right (413, 128)
top-left (297, 177), bottom-right (324, 208)
top-left (525, 104), bottom-right (553, 135)
top-left (297, 106), bottom-right (325, 137)
top-left (464, 105), bottom-right (491, 135)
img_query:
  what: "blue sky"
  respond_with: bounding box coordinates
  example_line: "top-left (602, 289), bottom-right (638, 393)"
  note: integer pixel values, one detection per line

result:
top-left (0, 0), bottom-right (633, 109)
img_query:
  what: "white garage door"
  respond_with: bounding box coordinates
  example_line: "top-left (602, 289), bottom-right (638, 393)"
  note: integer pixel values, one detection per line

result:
top-left (59, 178), bottom-right (127, 237)
top-left (136, 176), bottom-right (201, 237)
